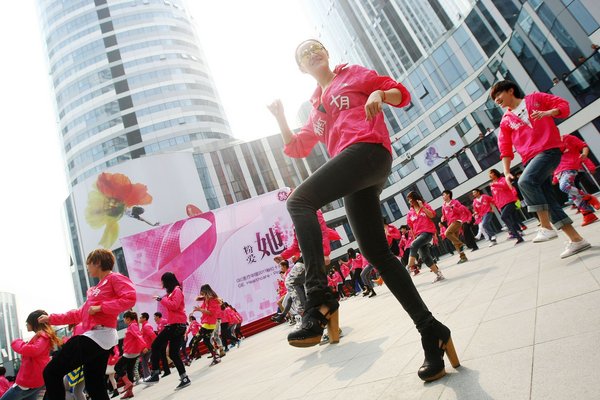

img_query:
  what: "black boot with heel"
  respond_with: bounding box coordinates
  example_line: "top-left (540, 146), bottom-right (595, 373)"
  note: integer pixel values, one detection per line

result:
top-left (418, 319), bottom-right (460, 382)
top-left (288, 300), bottom-right (340, 347)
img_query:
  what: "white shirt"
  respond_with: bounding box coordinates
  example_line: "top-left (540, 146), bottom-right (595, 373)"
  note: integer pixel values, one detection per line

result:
top-left (83, 326), bottom-right (118, 350)
top-left (512, 100), bottom-right (531, 127)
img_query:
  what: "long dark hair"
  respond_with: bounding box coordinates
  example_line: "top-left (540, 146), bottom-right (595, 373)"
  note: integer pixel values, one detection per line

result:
top-left (199, 284), bottom-right (218, 300)
top-left (161, 272), bottom-right (181, 294)
top-left (26, 310), bottom-right (61, 348)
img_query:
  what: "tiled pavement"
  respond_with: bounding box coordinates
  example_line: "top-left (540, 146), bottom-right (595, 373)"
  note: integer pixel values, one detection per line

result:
top-left (130, 209), bottom-right (600, 400)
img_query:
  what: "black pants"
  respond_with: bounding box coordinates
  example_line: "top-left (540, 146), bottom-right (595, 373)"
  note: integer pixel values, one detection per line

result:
top-left (189, 334), bottom-right (202, 359)
top-left (114, 356), bottom-right (137, 381)
top-left (350, 268), bottom-right (364, 293)
top-left (501, 203), bottom-right (523, 239)
top-left (151, 324), bottom-right (186, 376)
top-left (198, 327), bottom-right (216, 357)
top-left (462, 221), bottom-right (479, 249)
top-left (43, 335), bottom-right (110, 400)
top-left (220, 322), bottom-right (238, 348)
top-left (286, 143), bottom-right (433, 332)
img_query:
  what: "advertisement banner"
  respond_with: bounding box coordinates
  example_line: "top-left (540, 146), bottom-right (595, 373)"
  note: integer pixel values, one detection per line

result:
top-left (71, 153), bottom-right (206, 254)
top-left (120, 189), bottom-right (294, 324)
top-left (413, 128), bottom-right (464, 173)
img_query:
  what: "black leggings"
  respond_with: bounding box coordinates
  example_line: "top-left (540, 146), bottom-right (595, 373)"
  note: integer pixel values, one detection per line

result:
top-left (151, 324), bottom-right (186, 376)
top-left (220, 322), bottom-right (238, 348)
top-left (286, 143), bottom-right (433, 332)
top-left (43, 335), bottom-right (111, 400)
top-left (198, 327), bottom-right (217, 357)
top-left (114, 356), bottom-right (137, 381)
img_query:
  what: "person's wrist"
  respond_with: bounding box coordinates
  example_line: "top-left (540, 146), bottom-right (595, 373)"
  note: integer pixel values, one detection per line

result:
top-left (379, 90), bottom-right (386, 103)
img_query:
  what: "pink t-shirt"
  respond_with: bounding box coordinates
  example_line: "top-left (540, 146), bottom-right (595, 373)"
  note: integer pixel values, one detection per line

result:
top-left (284, 64), bottom-right (411, 158)
top-left (442, 199), bottom-right (468, 225)
top-left (490, 177), bottom-right (518, 209)
top-left (407, 203), bottom-right (436, 236)
top-left (472, 195), bottom-right (494, 223)
top-left (498, 92), bottom-right (569, 165)
top-left (554, 135), bottom-right (589, 176)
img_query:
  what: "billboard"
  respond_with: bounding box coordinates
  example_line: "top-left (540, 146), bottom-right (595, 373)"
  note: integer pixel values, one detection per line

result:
top-left (413, 128), bottom-right (464, 173)
top-left (71, 153), bottom-right (207, 253)
top-left (120, 188), bottom-right (294, 324)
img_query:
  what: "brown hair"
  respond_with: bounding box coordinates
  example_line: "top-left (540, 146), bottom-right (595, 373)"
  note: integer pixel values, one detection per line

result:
top-left (123, 310), bottom-right (138, 321)
top-left (27, 310), bottom-right (62, 349)
top-left (86, 249), bottom-right (115, 271)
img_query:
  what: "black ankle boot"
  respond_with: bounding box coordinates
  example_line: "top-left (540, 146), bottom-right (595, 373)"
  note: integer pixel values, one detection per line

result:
top-left (287, 301), bottom-right (339, 348)
top-left (418, 320), bottom-right (460, 382)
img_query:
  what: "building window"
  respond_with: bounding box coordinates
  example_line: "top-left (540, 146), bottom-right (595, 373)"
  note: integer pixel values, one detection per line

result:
top-left (567, 0), bottom-right (599, 35)
top-left (471, 133), bottom-right (501, 170)
top-left (385, 198), bottom-right (402, 220)
top-left (424, 174), bottom-right (441, 198)
top-left (435, 164), bottom-right (459, 190)
top-left (457, 152), bottom-right (477, 179)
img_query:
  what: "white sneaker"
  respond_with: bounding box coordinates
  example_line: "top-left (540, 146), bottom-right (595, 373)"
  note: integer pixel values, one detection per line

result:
top-left (488, 240), bottom-right (497, 247)
top-left (532, 228), bottom-right (558, 243)
top-left (560, 239), bottom-right (591, 258)
top-left (432, 272), bottom-right (445, 283)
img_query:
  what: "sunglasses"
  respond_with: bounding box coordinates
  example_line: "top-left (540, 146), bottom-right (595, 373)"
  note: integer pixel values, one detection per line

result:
top-left (298, 43), bottom-right (325, 63)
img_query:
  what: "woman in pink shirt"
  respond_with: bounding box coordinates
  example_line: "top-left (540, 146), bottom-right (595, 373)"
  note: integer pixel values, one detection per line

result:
top-left (0, 367), bottom-right (11, 398)
top-left (40, 249), bottom-right (136, 400)
top-left (471, 189), bottom-right (498, 247)
top-left (489, 169), bottom-right (524, 244)
top-left (145, 272), bottom-right (190, 390)
top-left (441, 190), bottom-right (470, 263)
top-left (554, 134), bottom-right (599, 226)
top-left (138, 313), bottom-right (156, 380)
top-left (406, 192), bottom-right (445, 283)
top-left (491, 80), bottom-right (590, 258)
top-left (114, 311), bottom-right (147, 399)
top-left (1, 310), bottom-right (60, 400)
top-left (192, 284), bottom-right (222, 366)
top-left (346, 248), bottom-right (364, 296)
top-left (267, 39), bottom-right (457, 382)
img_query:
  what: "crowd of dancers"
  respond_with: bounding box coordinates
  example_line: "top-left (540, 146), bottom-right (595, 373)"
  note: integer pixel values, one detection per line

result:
top-left (2, 38), bottom-right (599, 400)
top-left (0, 250), bottom-right (246, 400)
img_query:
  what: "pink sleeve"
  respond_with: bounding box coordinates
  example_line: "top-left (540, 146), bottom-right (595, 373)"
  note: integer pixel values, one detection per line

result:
top-left (281, 232), bottom-right (300, 260)
top-left (101, 275), bottom-right (136, 316)
top-left (160, 287), bottom-right (183, 311)
top-left (497, 120), bottom-right (514, 160)
top-left (50, 308), bottom-right (83, 326)
top-left (355, 65), bottom-right (411, 108)
top-left (538, 92), bottom-right (570, 119)
top-left (12, 335), bottom-right (50, 357)
top-left (283, 118), bottom-right (322, 158)
top-left (387, 225), bottom-right (401, 240)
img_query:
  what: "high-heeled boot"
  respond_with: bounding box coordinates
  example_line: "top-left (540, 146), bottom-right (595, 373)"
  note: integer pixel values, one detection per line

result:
top-left (121, 376), bottom-right (134, 398)
top-left (418, 319), bottom-right (460, 382)
top-left (287, 301), bottom-right (339, 347)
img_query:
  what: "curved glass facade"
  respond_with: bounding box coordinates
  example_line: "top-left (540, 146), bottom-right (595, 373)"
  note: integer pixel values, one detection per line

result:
top-left (36, 0), bottom-right (232, 187)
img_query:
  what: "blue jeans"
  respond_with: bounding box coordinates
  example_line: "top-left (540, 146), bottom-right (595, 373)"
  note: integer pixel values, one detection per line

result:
top-left (409, 232), bottom-right (435, 267)
top-left (481, 213), bottom-right (496, 238)
top-left (1, 386), bottom-right (43, 400)
top-left (518, 148), bottom-right (572, 229)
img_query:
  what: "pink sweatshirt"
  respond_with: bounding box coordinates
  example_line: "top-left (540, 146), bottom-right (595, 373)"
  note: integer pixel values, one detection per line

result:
top-left (498, 92), bottom-right (569, 165)
top-left (554, 135), bottom-right (589, 176)
top-left (442, 199), bottom-right (469, 225)
top-left (385, 224), bottom-right (401, 245)
top-left (281, 210), bottom-right (333, 259)
top-left (49, 273), bottom-right (136, 332)
top-left (140, 322), bottom-right (156, 348)
top-left (407, 203), bottom-right (436, 236)
top-left (0, 376), bottom-right (11, 397)
top-left (284, 64), bottom-right (411, 158)
top-left (339, 262), bottom-right (350, 278)
top-left (199, 298), bottom-right (221, 326)
top-left (11, 332), bottom-right (52, 388)
top-left (187, 320), bottom-right (201, 336)
top-left (472, 195), bottom-right (494, 224)
top-left (350, 254), bottom-right (367, 271)
top-left (156, 318), bottom-right (167, 332)
top-left (123, 322), bottom-right (147, 355)
top-left (159, 286), bottom-right (187, 325)
top-left (328, 273), bottom-right (342, 287)
top-left (107, 346), bottom-right (120, 366)
top-left (490, 177), bottom-right (518, 209)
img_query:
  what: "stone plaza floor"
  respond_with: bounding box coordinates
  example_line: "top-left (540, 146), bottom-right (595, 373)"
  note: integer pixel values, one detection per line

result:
top-left (129, 208), bottom-right (600, 400)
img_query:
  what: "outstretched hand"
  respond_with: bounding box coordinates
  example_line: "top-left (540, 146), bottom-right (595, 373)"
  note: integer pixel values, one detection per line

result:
top-left (267, 99), bottom-right (285, 119)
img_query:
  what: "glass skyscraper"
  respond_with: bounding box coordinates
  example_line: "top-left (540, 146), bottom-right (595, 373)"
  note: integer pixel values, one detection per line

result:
top-left (36, 0), bottom-right (233, 188)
